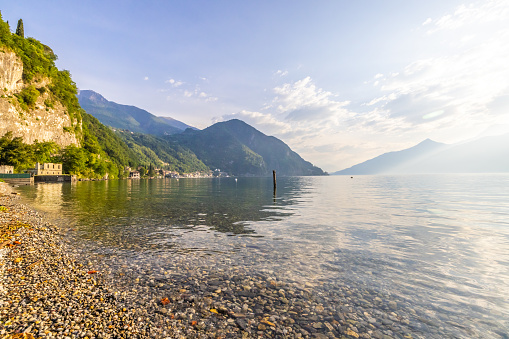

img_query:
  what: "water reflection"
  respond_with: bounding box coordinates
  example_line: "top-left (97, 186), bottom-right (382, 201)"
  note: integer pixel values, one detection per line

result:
top-left (19, 177), bottom-right (309, 252)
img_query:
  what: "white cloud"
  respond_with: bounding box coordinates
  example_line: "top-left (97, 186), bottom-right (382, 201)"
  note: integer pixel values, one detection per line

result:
top-left (144, 76), bottom-right (149, 81)
top-left (424, 0), bottom-right (509, 33)
top-left (272, 77), bottom-right (352, 124)
top-left (275, 69), bottom-right (288, 77)
top-left (166, 78), bottom-right (183, 87)
top-left (216, 110), bottom-right (291, 135)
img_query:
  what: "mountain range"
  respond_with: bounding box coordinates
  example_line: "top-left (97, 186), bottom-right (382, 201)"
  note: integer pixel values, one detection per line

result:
top-left (77, 90), bottom-right (194, 136)
top-left (78, 90), bottom-right (325, 176)
top-left (333, 134), bottom-right (509, 175)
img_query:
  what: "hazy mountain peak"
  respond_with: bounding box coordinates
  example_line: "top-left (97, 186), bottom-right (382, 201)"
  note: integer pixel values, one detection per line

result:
top-left (333, 134), bottom-right (509, 175)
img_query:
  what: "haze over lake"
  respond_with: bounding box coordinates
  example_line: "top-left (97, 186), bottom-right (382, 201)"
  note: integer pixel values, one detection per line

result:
top-left (18, 175), bottom-right (509, 337)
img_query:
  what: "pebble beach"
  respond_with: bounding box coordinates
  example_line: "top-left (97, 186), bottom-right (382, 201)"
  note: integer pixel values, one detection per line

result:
top-left (0, 182), bottom-right (501, 339)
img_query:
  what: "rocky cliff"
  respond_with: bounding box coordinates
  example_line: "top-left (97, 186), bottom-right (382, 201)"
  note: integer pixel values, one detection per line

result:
top-left (0, 49), bottom-right (79, 147)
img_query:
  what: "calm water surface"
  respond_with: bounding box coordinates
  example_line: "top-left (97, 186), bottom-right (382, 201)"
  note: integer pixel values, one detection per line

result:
top-left (18, 175), bottom-right (509, 337)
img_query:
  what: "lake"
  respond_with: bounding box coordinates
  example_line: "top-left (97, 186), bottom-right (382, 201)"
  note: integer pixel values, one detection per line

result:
top-left (18, 175), bottom-right (509, 338)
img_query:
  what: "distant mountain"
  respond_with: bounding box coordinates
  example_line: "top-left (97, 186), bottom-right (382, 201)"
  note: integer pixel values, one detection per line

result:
top-left (333, 134), bottom-right (509, 175)
top-left (77, 90), bottom-right (193, 135)
top-left (158, 116), bottom-right (197, 131)
top-left (168, 119), bottom-right (325, 176)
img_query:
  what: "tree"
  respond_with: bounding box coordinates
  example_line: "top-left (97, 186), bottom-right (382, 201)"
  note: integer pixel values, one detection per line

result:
top-left (148, 163), bottom-right (155, 177)
top-left (61, 145), bottom-right (87, 175)
top-left (15, 19), bottom-right (23, 38)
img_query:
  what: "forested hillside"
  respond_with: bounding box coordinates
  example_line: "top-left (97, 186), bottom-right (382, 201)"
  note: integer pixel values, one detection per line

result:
top-left (168, 119), bottom-right (326, 176)
top-left (0, 14), bottom-right (207, 178)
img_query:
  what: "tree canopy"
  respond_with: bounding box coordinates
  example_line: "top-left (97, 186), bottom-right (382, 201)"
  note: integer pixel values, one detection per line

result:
top-left (15, 19), bottom-right (23, 38)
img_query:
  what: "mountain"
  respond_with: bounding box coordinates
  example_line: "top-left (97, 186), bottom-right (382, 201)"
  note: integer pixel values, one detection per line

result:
top-left (168, 119), bottom-right (325, 176)
top-left (77, 90), bottom-right (192, 135)
top-left (333, 134), bottom-right (509, 175)
top-left (158, 116), bottom-right (196, 131)
top-left (408, 133), bottom-right (509, 173)
top-left (116, 131), bottom-right (209, 174)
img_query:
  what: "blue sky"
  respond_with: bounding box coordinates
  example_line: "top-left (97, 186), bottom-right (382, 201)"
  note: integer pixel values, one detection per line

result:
top-left (3, 0), bottom-right (509, 171)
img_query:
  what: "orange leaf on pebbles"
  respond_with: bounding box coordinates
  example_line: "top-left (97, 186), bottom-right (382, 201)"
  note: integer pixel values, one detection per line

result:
top-left (261, 319), bottom-right (276, 327)
top-left (160, 297), bottom-right (170, 305)
top-left (87, 270), bottom-right (97, 274)
top-left (191, 320), bottom-right (198, 326)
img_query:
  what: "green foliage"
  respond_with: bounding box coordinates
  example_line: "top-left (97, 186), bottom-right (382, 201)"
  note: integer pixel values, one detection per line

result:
top-left (138, 166), bottom-right (147, 177)
top-left (147, 163), bottom-right (155, 177)
top-left (44, 98), bottom-right (54, 108)
top-left (60, 145), bottom-right (87, 175)
top-left (0, 132), bottom-right (60, 172)
top-left (0, 15), bottom-right (79, 128)
top-left (48, 69), bottom-right (80, 124)
top-left (15, 85), bottom-right (39, 110)
top-left (117, 131), bottom-right (209, 174)
top-left (15, 19), bottom-right (23, 38)
top-left (0, 12), bottom-right (12, 47)
top-left (82, 113), bottom-right (139, 167)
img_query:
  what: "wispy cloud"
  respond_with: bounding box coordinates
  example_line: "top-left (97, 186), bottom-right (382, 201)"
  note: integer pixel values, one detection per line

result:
top-left (423, 0), bottom-right (509, 33)
top-left (165, 78), bottom-right (183, 87)
top-left (275, 69), bottom-right (288, 77)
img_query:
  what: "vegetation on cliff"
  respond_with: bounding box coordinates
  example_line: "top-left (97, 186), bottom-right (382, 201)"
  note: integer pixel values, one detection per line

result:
top-left (0, 14), bottom-right (134, 178)
top-left (0, 13), bottom-right (81, 128)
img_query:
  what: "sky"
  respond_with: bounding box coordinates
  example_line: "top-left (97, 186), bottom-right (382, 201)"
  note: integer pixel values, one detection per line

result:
top-left (2, 0), bottom-right (509, 172)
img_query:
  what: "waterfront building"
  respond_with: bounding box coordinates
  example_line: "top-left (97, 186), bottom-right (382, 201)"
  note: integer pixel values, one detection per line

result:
top-left (129, 171), bottom-right (140, 179)
top-left (27, 163), bottom-right (62, 176)
top-left (0, 165), bottom-right (14, 174)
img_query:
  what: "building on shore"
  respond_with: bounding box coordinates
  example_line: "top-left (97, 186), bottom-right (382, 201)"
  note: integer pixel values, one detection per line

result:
top-left (129, 171), bottom-right (140, 179)
top-left (27, 163), bottom-right (62, 176)
top-left (0, 165), bottom-right (14, 174)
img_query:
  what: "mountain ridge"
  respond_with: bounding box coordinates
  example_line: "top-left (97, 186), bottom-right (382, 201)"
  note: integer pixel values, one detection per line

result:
top-left (168, 119), bottom-right (326, 176)
top-left (333, 134), bottom-right (509, 175)
top-left (77, 90), bottom-right (194, 136)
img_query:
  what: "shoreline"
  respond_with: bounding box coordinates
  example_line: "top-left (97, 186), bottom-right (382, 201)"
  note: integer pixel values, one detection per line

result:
top-left (0, 185), bottom-right (155, 338)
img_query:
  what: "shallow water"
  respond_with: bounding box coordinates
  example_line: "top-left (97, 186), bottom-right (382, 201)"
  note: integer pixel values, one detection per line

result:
top-left (18, 175), bottom-right (509, 337)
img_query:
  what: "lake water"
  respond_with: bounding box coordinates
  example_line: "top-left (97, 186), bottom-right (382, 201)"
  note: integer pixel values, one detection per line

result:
top-left (18, 175), bottom-right (509, 338)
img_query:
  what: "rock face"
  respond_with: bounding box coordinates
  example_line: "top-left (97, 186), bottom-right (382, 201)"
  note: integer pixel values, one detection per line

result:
top-left (0, 49), bottom-right (79, 147)
top-left (0, 50), bottom-right (23, 92)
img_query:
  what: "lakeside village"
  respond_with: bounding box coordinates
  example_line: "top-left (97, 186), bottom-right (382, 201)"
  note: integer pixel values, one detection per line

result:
top-left (0, 162), bottom-right (229, 185)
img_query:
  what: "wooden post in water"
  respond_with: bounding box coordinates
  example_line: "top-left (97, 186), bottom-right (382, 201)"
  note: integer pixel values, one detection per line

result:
top-left (273, 170), bottom-right (277, 197)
